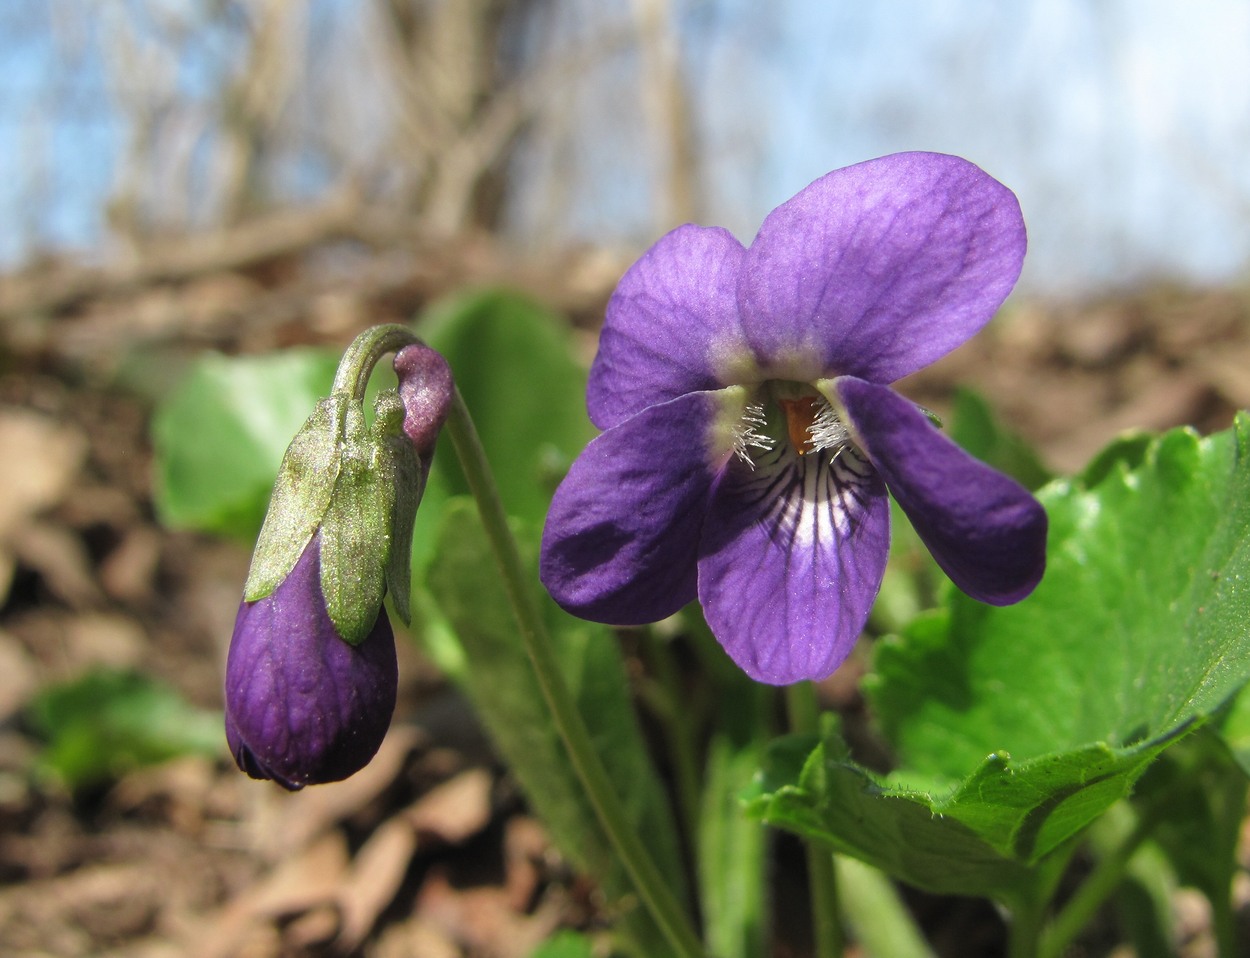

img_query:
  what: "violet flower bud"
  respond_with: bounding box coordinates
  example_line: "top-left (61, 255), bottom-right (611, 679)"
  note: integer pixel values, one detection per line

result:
top-left (225, 534), bottom-right (397, 788)
top-left (224, 332), bottom-right (453, 788)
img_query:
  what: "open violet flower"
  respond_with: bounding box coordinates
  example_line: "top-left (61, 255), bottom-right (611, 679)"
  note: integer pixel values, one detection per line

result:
top-left (539, 152), bottom-right (1047, 685)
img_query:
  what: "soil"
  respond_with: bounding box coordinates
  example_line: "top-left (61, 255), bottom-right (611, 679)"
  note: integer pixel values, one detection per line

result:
top-left (1, 243), bottom-right (1247, 957)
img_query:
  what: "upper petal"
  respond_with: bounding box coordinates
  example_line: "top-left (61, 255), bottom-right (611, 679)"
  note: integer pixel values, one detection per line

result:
top-left (831, 376), bottom-right (1047, 604)
top-left (738, 152), bottom-right (1026, 384)
top-left (541, 390), bottom-right (733, 623)
top-left (588, 225), bottom-right (752, 430)
top-left (697, 443), bottom-right (890, 685)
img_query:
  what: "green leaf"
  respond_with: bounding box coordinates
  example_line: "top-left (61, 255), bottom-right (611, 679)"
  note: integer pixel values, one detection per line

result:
top-left (948, 387), bottom-right (1051, 490)
top-left (744, 723), bottom-right (1035, 898)
top-left (402, 289), bottom-right (593, 680)
top-left (425, 499), bottom-right (683, 949)
top-left (1133, 731), bottom-right (1246, 952)
top-left (1078, 429), bottom-right (1155, 488)
top-left (870, 499), bottom-right (943, 634)
top-left (527, 931), bottom-right (598, 958)
top-left (26, 669), bottom-right (223, 790)
top-left (152, 349), bottom-right (341, 540)
top-left (417, 288), bottom-right (594, 537)
top-left (750, 414), bottom-right (1250, 899)
top-left (1216, 680), bottom-right (1250, 775)
top-left (698, 684), bottom-right (770, 958)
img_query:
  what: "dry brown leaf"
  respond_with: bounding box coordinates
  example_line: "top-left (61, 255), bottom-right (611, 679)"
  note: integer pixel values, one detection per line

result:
top-left (264, 725), bottom-right (426, 852)
top-left (1193, 345), bottom-right (1250, 409)
top-left (0, 863), bottom-right (162, 954)
top-left (99, 525), bottom-right (164, 604)
top-left (0, 631), bottom-right (38, 723)
top-left (62, 612), bottom-right (149, 673)
top-left (416, 865), bottom-right (560, 958)
top-left (502, 816), bottom-right (550, 912)
top-left (334, 769), bottom-right (494, 950)
top-left (406, 767), bottom-right (494, 844)
top-left (10, 519), bottom-right (103, 609)
top-left (336, 814), bottom-right (419, 951)
top-left (188, 830), bottom-right (350, 958)
top-left (250, 830), bottom-right (351, 917)
top-left (0, 409), bottom-right (87, 540)
top-left (1050, 373), bottom-right (1212, 472)
top-left (106, 755), bottom-right (218, 834)
top-left (281, 902), bottom-right (341, 951)
top-left (373, 915), bottom-right (462, 958)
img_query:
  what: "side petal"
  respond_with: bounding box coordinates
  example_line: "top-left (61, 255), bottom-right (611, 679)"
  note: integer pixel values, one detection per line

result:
top-left (588, 225), bottom-right (753, 430)
top-left (697, 444), bottom-right (889, 685)
top-left (738, 152), bottom-right (1025, 384)
top-left (541, 391), bottom-right (732, 623)
top-left (831, 376), bottom-right (1047, 604)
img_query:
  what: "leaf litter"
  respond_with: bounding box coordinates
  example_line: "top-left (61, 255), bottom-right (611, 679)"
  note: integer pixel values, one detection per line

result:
top-left (2, 253), bottom-right (1249, 956)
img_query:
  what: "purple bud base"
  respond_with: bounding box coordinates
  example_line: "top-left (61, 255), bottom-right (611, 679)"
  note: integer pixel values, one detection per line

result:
top-left (224, 535), bottom-right (397, 789)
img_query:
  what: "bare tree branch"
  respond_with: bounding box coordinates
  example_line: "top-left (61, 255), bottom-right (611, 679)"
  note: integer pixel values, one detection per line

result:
top-left (630, 0), bottom-right (699, 227)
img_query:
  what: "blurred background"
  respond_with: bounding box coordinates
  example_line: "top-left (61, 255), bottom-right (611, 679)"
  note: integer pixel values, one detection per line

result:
top-left (1, 2), bottom-right (1248, 957)
top-left (6, 0), bottom-right (1250, 290)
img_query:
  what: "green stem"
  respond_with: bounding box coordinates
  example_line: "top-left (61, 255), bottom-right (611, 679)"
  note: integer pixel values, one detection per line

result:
top-left (1007, 897), bottom-right (1045, 958)
top-left (1037, 808), bottom-right (1156, 958)
top-left (1211, 890), bottom-right (1238, 958)
top-left (444, 388), bottom-right (705, 958)
top-left (332, 323), bottom-right (419, 399)
top-left (785, 683), bottom-right (843, 958)
top-left (836, 857), bottom-right (937, 958)
top-left (640, 634), bottom-right (704, 847)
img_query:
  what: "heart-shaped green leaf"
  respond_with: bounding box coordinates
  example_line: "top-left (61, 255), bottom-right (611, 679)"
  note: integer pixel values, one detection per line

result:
top-left (748, 413), bottom-right (1250, 900)
top-left (426, 499), bottom-right (683, 951)
top-left (152, 349), bottom-right (341, 539)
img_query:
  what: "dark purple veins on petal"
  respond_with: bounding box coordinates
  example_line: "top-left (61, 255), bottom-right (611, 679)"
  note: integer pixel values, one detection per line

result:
top-left (697, 442), bottom-right (891, 685)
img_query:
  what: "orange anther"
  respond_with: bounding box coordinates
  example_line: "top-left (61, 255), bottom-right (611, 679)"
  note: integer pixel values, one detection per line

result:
top-left (778, 396), bottom-right (819, 455)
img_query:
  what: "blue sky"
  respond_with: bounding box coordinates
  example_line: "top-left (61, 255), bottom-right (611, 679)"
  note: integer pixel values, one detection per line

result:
top-left (3, 1), bottom-right (1250, 294)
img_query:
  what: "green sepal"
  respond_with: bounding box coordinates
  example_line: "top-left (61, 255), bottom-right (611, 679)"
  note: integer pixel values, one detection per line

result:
top-left (243, 394), bottom-right (349, 602)
top-left (244, 382), bottom-right (429, 645)
top-left (319, 400), bottom-right (396, 645)
top-left (372, 388), bottom-right (427, 626)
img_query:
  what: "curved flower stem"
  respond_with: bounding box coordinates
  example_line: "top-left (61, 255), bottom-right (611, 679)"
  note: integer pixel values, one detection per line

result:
top-left (784, 683), bottom-right (844, 958)
top-left (332, 323), bottom-right (420, 400)
top-left (444, 387), bottom-right (705, 958)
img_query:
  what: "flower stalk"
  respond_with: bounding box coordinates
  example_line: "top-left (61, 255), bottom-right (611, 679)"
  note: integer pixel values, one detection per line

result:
top-left (442, 387), bottom-right (705, 958)
top-left (1036, 798), bottom-right (1166, 958)
top-left (332, 323), bottom-right (422, 400)
top-left (785, 683), bottom-right (844, 958)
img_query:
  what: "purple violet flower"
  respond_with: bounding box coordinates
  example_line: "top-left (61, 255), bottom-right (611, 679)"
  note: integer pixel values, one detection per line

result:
top-left (225, 534), bottom-right (397, 788)
top-left (539, 152), bottom-right (1048, 685)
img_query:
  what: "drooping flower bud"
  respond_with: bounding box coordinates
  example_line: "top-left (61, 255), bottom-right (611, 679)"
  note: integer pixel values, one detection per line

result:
top-left (225, 534), bottom-right (397, 788)
top-left (224, 328), bottom-right (454, 788)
